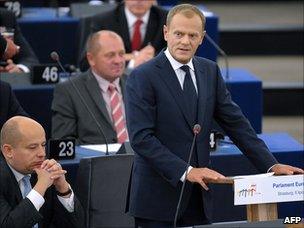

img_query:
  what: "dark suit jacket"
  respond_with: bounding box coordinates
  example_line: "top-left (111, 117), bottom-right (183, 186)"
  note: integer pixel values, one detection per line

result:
top-left (0, 154), bottom-right (85, 228)
top-left (51, 70), bottom-right (126, 145)
top-left (0, 80), bottom-right (28, 129)
top-left (0, 8), bottom-right (39, 68)
top-left (125, 52), bottom-right (278, 222)
top-left (0, 35), bottom-right (6, 57)
top-left (79, 3), bottom-right (167, 71)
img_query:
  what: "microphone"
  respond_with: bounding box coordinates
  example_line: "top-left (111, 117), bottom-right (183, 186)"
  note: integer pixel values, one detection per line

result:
top-left (50, 51), bottom-right (109, 155)
top-left (174, 124), bottom-right (201, 228)
top-left (205, 33), bottom-right (230, 80)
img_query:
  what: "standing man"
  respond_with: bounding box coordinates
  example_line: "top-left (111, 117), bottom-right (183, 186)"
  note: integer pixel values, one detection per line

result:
top-left (52, 30), bottom-right (128, 145)
top-left (79, 0), bottom-right (167, 71)
top-left (0, 116), bottom-right (84, 227)
top-left (125, 4), bottom-right (304, 227)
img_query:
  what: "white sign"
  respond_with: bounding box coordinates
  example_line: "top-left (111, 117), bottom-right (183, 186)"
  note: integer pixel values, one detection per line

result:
top-left (234, 174), bottom-right (304, 205)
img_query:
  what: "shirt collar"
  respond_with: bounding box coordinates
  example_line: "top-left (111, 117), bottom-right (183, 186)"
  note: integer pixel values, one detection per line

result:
top-left (7, 163), bottom-right (30, 183)
top-left (164, 48), bottom-right (194, 72)
top-left (92, 70), bottom-right (121, 93)
top-left (124, 6), bottom-right (150, 29)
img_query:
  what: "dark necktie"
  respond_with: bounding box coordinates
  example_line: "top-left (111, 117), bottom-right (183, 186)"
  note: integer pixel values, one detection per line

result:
top-left (180, 65), bottom-right (198, 125)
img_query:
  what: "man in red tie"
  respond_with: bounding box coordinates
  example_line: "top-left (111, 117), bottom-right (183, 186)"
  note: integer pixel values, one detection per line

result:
top-left (52, 30), bottom-right (128, 145)
top-left (80, 0), bottom-right (168, 72)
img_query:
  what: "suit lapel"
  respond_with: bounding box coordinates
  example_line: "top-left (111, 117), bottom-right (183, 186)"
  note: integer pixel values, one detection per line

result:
top-left (155, 53), bottom-right (194, 130)
top-left (84, 72), bottom-right (113, 128)
top-left (117, 6), bottom-right (132, 52)
top-left (193, 57), bottom-right (208, 129)
top-left (142, 8), bottom-right (158, 48)
top-left (0, 157), bottom-right (23, 204)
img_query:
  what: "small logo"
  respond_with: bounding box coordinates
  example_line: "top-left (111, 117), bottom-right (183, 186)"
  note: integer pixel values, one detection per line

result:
top-left (237, 184), bottom-right (261, 197)
top-left (283, 217), bottom-right (302, 224)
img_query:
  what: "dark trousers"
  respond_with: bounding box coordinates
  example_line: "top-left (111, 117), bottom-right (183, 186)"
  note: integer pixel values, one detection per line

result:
top-left (135, 184), bottom-right (210, 228)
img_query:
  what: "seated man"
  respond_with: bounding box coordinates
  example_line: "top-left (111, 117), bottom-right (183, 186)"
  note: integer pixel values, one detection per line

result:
top-left (0, 80), bottom-right (28, 129)
top-left (0, 116), bottom-right (85, 227)
top-left (52, 30), bottom-right (128, 145)
top-left (79, 0), bottom-right (167, 72)
top-left (0, 8), bottom-right (39, 73)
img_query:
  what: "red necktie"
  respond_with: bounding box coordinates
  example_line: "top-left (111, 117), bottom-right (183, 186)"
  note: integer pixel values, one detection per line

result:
top-left (131, 19), bottom-right (143, 51)
top-left (108, 84), bottom-right (128, 143)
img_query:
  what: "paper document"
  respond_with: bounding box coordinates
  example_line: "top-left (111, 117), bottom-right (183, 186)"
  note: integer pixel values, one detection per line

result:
top-left (80, 143), bottom-right (121, 153)
top-left (230, 172), bottom-right (274, 180)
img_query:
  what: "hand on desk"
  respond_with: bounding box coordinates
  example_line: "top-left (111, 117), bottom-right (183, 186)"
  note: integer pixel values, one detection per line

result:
top-left (0, 59), bottom-right (23, 73)
top-left (271, 164), bottom-right (304, 175)
top-left (186, 167), bottom-right (226, 191)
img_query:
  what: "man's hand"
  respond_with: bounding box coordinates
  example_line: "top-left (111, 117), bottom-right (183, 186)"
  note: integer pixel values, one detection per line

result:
top-left (41, 159), bottom-right (70, 195)
top-left (271, 164), bottom-right (304, 175)
top-left (2, 38), bottom-right (19, 60)
top-left (33, 167), bottom-right (54, 197)
top-left (133, 45), bottom-right (155, 67)
top-left (186, 167), bottom-right (226, 191)
top-left (0, 59), bottom-right (23, 73)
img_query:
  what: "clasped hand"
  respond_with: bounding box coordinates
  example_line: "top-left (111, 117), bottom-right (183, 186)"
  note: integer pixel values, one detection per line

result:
top-left (33, 159), bottom-right (68, 196)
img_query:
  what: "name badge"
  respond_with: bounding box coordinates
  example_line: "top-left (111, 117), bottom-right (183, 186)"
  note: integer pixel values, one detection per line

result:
top-left (48, 139), bottom-right (76, 160)
top-left (32, 64), bottom-right (60, 84)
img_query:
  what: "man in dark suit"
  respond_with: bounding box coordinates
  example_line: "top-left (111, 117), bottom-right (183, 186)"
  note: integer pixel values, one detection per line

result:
top-left (0, 116), bottom-right (85, 227)
top-left (52, 30), bottom-right (128, 145)
top-left (79, 0), bottom-right (167, 71)
top-left (0, 34), bottom-right (19, 60)
top-left (0, 8), bottom-right (38, 73)
top-left (125, 4), bottom-right (304, 227)
top-left (0, 80), bottom-right (28, 129)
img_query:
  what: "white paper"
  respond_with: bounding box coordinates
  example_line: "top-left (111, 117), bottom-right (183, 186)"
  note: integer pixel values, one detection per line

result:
top-left (230, 172), bottom-right (274, 180)
top-left (80, 143), bottom-right (121, 153)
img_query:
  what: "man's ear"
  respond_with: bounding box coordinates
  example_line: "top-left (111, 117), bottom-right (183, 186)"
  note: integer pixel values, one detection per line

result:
top-left (86, 52), bottom-right (95, 67)
top-left (1, 144), bottom-right (13, 159)
top-left (163, 25), bottom-right (168, 41)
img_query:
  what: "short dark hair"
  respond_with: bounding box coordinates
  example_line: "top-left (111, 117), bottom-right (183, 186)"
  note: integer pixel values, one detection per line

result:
top-left (166, 4), bottom-right (206, 30)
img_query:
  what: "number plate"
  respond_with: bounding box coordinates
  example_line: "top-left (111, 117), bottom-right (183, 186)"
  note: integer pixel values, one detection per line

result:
top-left (0, 1), bottom-right (22, 17)
top-left (32, 64), bottom-right (60, 84)
top-left (48, 139), bottom-right (76, 160)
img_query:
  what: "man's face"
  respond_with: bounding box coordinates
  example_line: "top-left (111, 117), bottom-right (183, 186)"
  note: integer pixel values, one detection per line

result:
top-left (125, 0), bottom-right (155, 18)
top-left (88, 35), bottom-right (125, 82)
top-left (164, 13), bottom-right (204, 64)
top-left (7, 124), bottom-right (46, 174)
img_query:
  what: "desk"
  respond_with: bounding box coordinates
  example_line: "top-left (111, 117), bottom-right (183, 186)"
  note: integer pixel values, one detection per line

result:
top-left (62, 133), bottom-right (304, 223)
top-left (17, 7), bottom-right (218, 65)
top-left (18, 8), bottom-right (79, 65)
top-left (11, 68), bottom-right (262, 137)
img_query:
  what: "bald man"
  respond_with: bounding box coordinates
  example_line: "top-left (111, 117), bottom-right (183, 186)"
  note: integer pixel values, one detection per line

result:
top-left (52, 30), bottom-right (128, 145)
top-left (0, 116), bottom-right (84, 228)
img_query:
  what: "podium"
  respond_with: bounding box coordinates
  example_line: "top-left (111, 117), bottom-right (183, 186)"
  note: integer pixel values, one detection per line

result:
top-left (212, 174), bottom-right (304, 222)
top-left (75, 154), bottom-right (134, 228)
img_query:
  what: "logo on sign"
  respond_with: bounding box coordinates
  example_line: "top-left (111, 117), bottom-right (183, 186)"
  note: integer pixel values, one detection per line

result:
top-left (236, 184), bottom-right (261, 197)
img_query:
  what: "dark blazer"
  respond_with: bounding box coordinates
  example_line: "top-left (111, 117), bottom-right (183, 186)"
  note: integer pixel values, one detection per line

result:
top-left (0, 35), bottom-right (6, 57)
top-left (79, 3), bottom-right (167, 70)
top-left (51, 70), bottom-right (126, 145)
top-left (0, 8), bottom-right (39, 68)
top-left (0, 80), bottom-right (28, 129)
top-left (0, 154), bottom-right (85, 228)
top-left (125, 52), bottom-right (278, 222)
